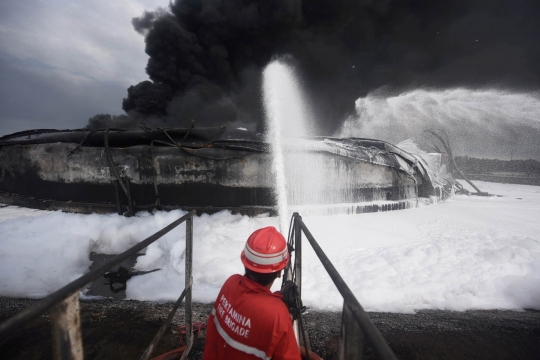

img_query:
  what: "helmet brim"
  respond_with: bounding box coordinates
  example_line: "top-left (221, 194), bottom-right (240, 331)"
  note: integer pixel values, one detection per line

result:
top-left (241, 250), bottom-right (289, 273)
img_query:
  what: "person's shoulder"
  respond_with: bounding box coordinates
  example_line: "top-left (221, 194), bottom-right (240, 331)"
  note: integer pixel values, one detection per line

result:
top-left (221, 274), bottom-right (242, 288)
top-left (227, 274), bottom-right (242, 282)
top-left (224, 273), bottom-right (242, 283)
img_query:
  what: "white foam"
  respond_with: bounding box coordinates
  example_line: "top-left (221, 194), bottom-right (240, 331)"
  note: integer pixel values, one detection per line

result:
top-left (1, 181), bottom-right (539, 313)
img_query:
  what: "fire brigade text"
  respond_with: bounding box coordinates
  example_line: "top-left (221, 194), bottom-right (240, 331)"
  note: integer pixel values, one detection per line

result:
top-left (217, 295), bottom-right (252, 338)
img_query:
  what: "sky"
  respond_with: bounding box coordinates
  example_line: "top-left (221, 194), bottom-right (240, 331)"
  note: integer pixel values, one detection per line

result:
top-left (0, 0), bottom-right (162, 135)
top-left (1, 180), bottom-right (539, 312)
top-left (1, 0), bottom-right (540, 160)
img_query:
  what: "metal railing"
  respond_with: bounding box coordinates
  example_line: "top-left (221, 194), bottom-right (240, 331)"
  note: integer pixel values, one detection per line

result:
top-left (288, 212), bottom-right (398, 360)
top-left (0, 210), bottom-right (196, 360)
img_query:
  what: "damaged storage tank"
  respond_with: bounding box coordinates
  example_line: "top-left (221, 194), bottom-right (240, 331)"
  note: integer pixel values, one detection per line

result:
top-left (0, 127), bottom-right (453, 215)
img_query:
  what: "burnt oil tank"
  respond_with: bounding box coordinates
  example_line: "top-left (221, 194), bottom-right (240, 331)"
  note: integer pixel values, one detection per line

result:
top-left (0, 127), bottom-right (450, 215)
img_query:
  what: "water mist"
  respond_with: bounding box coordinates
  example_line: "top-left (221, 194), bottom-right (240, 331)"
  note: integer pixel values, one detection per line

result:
top-left (339, 88), bottom-right (540, 159)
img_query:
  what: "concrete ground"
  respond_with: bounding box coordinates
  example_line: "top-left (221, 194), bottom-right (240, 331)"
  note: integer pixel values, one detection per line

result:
top-left (1, 297), bottom-right (539, 360)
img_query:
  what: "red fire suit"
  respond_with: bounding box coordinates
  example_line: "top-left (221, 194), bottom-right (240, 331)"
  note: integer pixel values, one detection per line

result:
top-left (202, 274), bottom-right (301, 360)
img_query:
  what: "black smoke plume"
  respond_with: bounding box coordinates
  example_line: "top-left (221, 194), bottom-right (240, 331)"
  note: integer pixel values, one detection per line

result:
top-left (88, 0), bottom-right (540, 135)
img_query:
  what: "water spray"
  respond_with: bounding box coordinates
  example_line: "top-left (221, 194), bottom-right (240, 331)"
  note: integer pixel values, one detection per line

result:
top-left (339, 88), bottom-right (540, 160)
top-left (263, 60), bottom-right (310, 231)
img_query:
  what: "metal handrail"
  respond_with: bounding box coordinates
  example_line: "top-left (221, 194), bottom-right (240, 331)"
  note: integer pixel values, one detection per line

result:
top-left (292, 212), bottom-right (398, 360)
top-left (140, 287), bottom-right (189, 360)
top-left (0, 210), bottom-right (196, 359)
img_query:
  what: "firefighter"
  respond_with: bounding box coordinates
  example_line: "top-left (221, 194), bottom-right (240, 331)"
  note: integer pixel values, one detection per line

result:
top-left (202, 226), bottom-right (301, 360)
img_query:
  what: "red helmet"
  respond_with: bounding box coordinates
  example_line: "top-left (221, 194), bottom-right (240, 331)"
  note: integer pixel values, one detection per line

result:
top-left (241, 226), bottom-right (289, 273)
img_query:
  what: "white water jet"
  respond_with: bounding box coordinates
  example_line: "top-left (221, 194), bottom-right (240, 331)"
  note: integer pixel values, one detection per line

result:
top-left (262, 60), bottom-right (311, 231)
top-left (338, 88), bottom-right (540, 159)
top-left (262, 61), bottom-right (422, 222)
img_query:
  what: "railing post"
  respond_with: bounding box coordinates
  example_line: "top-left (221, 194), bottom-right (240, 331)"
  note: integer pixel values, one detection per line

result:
top-left (49, 291), bottom-right (83, 360)
top-left (292, 213), bottom-right (313, 356)
top-left (180, 214), bottom-right (194, 360)
top-left (339, 302), bottom-right (365, 360)
top-left (294, 213), bottom-right (302, 296)
top-left (139, 211), bottom-right (196, 360)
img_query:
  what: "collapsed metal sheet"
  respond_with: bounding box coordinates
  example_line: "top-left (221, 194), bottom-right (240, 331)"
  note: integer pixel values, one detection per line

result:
top-left (0, 127), bottom-right (267, 152)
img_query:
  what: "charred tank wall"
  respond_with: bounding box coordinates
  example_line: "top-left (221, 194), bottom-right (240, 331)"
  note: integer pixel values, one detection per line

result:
top-left (0, 143), bottom-right (275, 208)
top-left (0, 143), bottom-right (423, 213)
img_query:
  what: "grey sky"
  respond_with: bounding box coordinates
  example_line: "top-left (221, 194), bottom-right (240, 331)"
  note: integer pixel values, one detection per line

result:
top-left (0, 0), bottom-right (164, 135)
